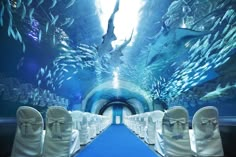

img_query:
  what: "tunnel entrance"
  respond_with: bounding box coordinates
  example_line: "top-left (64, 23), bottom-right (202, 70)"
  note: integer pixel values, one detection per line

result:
top-left (113, 104), bottom-right (123, 124)
top-left (100, 101), bottom-right (133, 124)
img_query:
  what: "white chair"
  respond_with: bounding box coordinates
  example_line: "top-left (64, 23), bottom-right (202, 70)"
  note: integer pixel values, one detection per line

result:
top-left (192, 106), bottom-right (224, 157)
top-left (89, 115), bottom-right (97, 139)
top-left (136, 116), bottom-right (142, 136)
top-left (161, 106), bottom-right (192, 157)
top-left (70, 129), bottom-right (80, 155)
top-left (11, 106), bottom-right (44, 157)
top-left (145, 110), bottom-right (164, 145)
top-left (132, 116), bottom-right (136, 132)
top-left (96, 116), bottom-right (101, 135)
top-left (139, 114), bottom-right (146, 138)
top-left (69, 111), bottom-right (82, 154)
top-left (79, 112), bottom-right (90, 145)
top-left (42, 106), bottom-right (78, 157)
top-left (153, 111), bottom-right (165, 156)
top-left (70, 111), bottom-right (82, 131)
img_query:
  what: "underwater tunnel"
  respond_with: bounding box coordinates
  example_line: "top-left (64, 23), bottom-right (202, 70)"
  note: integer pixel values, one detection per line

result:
top-left (0, 0), bottom-right (236, 156)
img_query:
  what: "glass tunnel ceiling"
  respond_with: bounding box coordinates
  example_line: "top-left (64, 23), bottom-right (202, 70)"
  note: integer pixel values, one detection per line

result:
top-left (0, 0), bottom-right (236, 113)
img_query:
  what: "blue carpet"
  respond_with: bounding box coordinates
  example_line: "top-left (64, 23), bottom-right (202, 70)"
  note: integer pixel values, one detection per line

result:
top-left (74, 124), bottom-right (160, 157)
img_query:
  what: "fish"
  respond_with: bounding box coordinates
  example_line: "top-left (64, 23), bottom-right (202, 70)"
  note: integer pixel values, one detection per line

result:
top-left (78, 46), bottom-right (95, 55)
top-left (73, 70), bottom-right (78, 74)
top-left (46, 80), bottom-right (51, 86)
top-left (27, 0), bottom-right (33, 6)
top-left (38, 30), bottom-right (42, 42)
top-left (67, 18), bottom-right (74, 27)
top-left (49, 0), bottom-right (57, 9)
top-left (80, 43), bottom-right (90, 48)
top-left (21, 2), bottom-right (26, 20)
top-left (45, 65), bottom-right (48, 72)
top-left (59, 63), bottom-right (68, 67)
top-left (201, 36), bottom-right (210, 53)
top-left (86, 61), bottom-right (95, 67)
top-left (40, 67), bottom-right (45, 75)
top-left (58, 71), bottom-right (64, 79)
top-left (17, 57), bottom-right (24, 70)
top-left (57, 55), bottom-right (66, 60)
top-left (52, 34), bottom-right (56, 45)
top-left (205, 40), bottom-right (221, 58)
top-left (200, 83), bottom-right (236, 101)
top-left (189, 39), bottom-right (200, 52)
top-left (45, 70), bottom-right (51, 79)
top-left (6, 4), bottom-right (12, 25)
top-left (22, 42), bottom-right (25, 53)
top-left (66, 76), bottom-right (72, 80)
top-left (45, 22), bottom-right (49, 33)
top-left (49, 12), bottom-right (54, 19)
top-left (60, 17), bottom-right (71, 26)
top-left (66, 0), bottom-right (76, 9)
top-left (60, 40), bottom-right (69, 48)
top-left (222, 24), bottom-right (230, 35)
top-left (213, 31), bottom-right (219, 41)
top-left (146, 28), bottom-right (209, 66)
top-left (58, 79), bottom-right (64, 86)
top-left (8, 23), bottom-right (13, 36)
top-left (58, 84), bottom-right (62, 89)
top-left (210, 17), bottom-right (221, 31)
top-left (216, 56), bottom-right (230, 68)
top-left (96, 0), bottom-right (119, 58)
top-left (64, 59), bottom-right (77, 63)
top-left (221, 9), bottom-right (234, 23)
top-left (228, 13), bottom-right (236, 24)
top-left (37, 80), bottom-right (42, 86)
top-left (51, 15), bottom-right (59, 25)
top-left (79, 64), bottom-right (84, 70)
top-left (10, 28), bottom-right (17, 40)
top-left (218, 38), bottom-right (226, 50)
top-left (0, 1), bottom-right (4, 27)
top-left (224, 26), bottom-right (236, 40)
top-left (37, 0), bottom-right (44, 7)
top-left (7, 24), bottom-right (12, 37)
top-left (16, 29), bottom-right (23, 43)
top-left (109, 30), bottom-right (133, 67)
top-left (62, 68), bottom-right (69, 72)
top-left (29, 8), bottom-right (34, 25)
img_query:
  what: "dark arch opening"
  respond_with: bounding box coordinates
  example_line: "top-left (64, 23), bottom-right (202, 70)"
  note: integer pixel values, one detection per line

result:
top-left (84, 88), bottom-right (150, 113)
top-left (99, 101), bottom-right (136, 115)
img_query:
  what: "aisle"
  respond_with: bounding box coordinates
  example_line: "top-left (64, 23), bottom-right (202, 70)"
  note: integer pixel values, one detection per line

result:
top-left (74, 124), bottom-right (160, 157)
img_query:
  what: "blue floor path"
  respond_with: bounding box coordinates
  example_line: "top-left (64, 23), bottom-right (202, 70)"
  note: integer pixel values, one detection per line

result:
top-left (74, 124), bottom-right (160, 157)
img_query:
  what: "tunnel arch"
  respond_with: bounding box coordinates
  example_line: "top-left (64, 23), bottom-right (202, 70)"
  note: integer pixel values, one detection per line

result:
top-left (99, 101), bottom-right (136, 115)
top-left (81, 80), bottom-right (153, 114)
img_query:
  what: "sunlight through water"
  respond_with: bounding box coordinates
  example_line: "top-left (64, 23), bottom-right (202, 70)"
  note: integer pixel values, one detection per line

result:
top-left (95, 0), bottom-right (144, 47)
